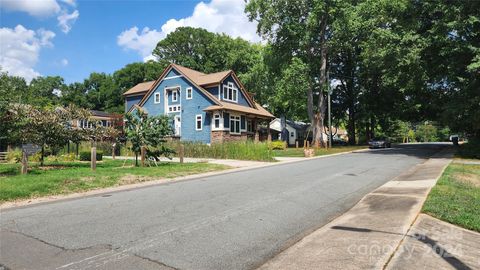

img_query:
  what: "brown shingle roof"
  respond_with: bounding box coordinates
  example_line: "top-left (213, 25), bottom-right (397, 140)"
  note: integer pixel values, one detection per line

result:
top-left (122, 81), bottom-right (155, 96)
top-left (204, 101), bottom-right (275, 119)
top-left (171, 64), bottom-right (231, 86)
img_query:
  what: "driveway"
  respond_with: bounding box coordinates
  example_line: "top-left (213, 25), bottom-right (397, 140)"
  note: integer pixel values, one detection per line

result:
top-left (0, 144), bottom-right (447, 270)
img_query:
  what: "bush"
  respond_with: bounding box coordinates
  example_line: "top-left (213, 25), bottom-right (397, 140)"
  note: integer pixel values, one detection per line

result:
top-left (166, 141), bottom-right (275, 161)
top-left (59, 153), bottom-right (76, 162)
top-left (79, 150), bottom-right (103, 161)
top-left (7, 149), bottom-right (22, 163)
top-left (269, 140), bottom-right (286, 150)
top-left (29, 152), bottom-right (42, 162)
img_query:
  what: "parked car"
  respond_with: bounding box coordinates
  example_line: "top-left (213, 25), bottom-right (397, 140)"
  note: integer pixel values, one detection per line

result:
top-left (368, 137), bottom-right (392, 148)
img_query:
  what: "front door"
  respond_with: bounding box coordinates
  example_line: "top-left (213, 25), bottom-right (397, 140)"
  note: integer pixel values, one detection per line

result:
top-left (174, 115), bottom-right (181, 136)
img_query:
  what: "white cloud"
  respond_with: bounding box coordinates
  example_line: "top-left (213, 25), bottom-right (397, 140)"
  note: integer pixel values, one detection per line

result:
top-left (117, 0), bottom-right (260, 61)
top-left (117, 27), bottom-right (165, 62)
top-left (0, 0), bottom-right (61, 17)
top-left (57, 9), bottom-right (79, 33)
top-left (61, 58), bottom-right (69, 66)
top-left (0, 25), bottom-right (55, 82)
top-left (1, 0), bottom-right (79, 33)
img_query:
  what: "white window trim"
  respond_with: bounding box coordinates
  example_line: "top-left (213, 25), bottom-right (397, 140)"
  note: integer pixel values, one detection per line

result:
top-left (229, 114), bottom-right (241, 135)
top-left (154, 92), bottom-right (161, 104)
top-left (186, 87), bottom-right (193, 100)
top-left (212, 113), bottom-right (223, 131)
top-left (222, 82), bottom-right (238, 103)
top-left (196, 114), bottom-right (203, 131)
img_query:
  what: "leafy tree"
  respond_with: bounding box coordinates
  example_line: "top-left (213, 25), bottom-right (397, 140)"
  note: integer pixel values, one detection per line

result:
top-left (124, 109), bottom-right (173, 166)
top-left (152, 27), bottom-right (262, 75)
top-left (29, 76), bottom-right (64, 106)
top-left (246, 0), bottom-right (339, 146)
top-left (113, 61), bottom-right (167, 94)
top-left (0, 71), bottom-right (29, 104)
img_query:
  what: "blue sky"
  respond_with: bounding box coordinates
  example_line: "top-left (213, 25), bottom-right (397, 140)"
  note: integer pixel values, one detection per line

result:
top-left (0, 0), bottom-right (260, 84)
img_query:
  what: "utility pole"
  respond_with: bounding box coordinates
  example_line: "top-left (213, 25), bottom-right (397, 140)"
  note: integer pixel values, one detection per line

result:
top-left (327, 70), bottom-right (332, 148)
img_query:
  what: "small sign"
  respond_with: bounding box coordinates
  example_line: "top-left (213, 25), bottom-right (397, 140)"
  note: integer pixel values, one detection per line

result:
top-left (22, 144), bottom-right (41, 156)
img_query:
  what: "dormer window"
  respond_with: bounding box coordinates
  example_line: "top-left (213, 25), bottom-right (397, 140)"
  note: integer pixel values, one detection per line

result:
top-left (223, 82), bottom-right (238, 103)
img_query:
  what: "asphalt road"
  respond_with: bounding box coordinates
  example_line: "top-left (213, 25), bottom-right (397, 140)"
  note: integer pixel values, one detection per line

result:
top-left (0, 144), bottom-right (447, 270)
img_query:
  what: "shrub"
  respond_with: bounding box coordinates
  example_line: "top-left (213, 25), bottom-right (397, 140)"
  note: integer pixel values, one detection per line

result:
top-left (59, 153), bottom-right (76, 162)
top-left (269, 140), bottom-right (286, 150)
top-left (29, 152), bottom-right (42, 162)
top-left (7, 149), bottom-right (22, 163)
top-left (79, 150), bottom-right (103, 161)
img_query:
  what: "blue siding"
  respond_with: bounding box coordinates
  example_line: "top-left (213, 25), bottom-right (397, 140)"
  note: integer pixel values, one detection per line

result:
top-left (223, 112), bottom-right (230, 128)
top-left (165, 68), bottom-right (181, 77)
top-left (140, 68), bottom-right (215, 143)
top-left (125, 95), bottom-right (144, 112)
top-left (220, 75), bottom-right (251, 107)
top-left (206, 86), bottom-right (220, 98)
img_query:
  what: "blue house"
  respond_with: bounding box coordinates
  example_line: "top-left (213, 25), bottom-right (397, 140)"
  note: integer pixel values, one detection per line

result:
top-left (123, 63), bottom-right (275, 144)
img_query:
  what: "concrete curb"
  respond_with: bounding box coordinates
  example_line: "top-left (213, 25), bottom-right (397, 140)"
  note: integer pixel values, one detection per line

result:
top-left (0, 147), bottom-right (369, 211)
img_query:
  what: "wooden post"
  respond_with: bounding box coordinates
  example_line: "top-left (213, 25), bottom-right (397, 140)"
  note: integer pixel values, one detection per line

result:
top-left (254, 119), bottom-right (259, 143)
top-left (267, 121), bottom-right (272, 142)
top-left (295, 141), bottom-right (299, 149)
top-left (21, 149), bottom-right (28, 174)
top-left (141, 146), bottom-right (146, 167)
top-left (179, 144), bottom-right (184, 164)
top-left (306, 140), bottom-right (310, 149)
top-left (91, 141), bottom-right (96, 171)
top-left (112, 143), bottom-right (116, 160)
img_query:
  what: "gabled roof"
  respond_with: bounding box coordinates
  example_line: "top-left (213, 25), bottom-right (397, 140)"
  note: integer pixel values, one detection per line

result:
top-left (123, 81), bottom-right (155, 96)
top-left (126, 63), bottom-right (273, 118)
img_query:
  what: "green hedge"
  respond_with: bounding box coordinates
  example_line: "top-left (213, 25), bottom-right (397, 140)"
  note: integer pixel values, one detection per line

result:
top-left (79, 151), bottom-right (103, 161)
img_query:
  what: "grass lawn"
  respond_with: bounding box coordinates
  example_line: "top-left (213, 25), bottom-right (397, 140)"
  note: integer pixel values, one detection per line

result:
top-left (422, 162), bottom-right (480, 232)
top-left (0, 159), bottom-right (229, 203)
top-left (273, 145), bottom-right (367, 157)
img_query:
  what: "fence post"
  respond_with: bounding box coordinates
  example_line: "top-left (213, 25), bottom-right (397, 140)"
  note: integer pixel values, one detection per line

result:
top-left (91, 141), bottom-right (97, 171)
top-left (306, 140), bottom-right (310, 149)
top-left (295, 141), bottom-right (299, 149)
top-left (21, 150), bottom-right (28, 174)
top-left (179, 144), bottom-right (184, 164)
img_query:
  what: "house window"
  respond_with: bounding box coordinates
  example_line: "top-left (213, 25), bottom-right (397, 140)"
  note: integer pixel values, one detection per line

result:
top-left (223, 82), bottom-right (238, 102)
top-left (154, 93), bottom-right (160, 104)
top-left (214, 114), bottom-right (220, 129)
top-left (247, 120), bottom-right (253, 132)
top-left (291, 132), bottom-right (295, 137)
top-left (172, 90), bottom-right (178, 102)
top-left (196, 114), bottom-right (203, 131)
top-left (186, 87), bottom-right (192, 99)
top-left (230, 115), bottom-right (241, 134)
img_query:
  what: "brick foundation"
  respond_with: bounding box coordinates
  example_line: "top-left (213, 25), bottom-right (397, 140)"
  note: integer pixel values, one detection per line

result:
top-left (211, 131), bottom-right (249, 144)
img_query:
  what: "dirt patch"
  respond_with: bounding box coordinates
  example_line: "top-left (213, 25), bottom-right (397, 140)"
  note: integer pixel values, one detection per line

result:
top-left (118, 174), bottom-right (156, 185)
top-left (455, 172), bottom-right (480, 187)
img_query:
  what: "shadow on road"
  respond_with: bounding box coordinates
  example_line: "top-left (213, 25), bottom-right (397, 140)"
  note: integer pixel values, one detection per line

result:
top-left (351, 143), bottom-right (453, 160)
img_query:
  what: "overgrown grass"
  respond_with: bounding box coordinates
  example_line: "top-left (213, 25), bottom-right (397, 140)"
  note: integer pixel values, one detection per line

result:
top-left (167, 141), bottom-right (276, 161)
top-left (422, 163), bottom-right (480, 232)
top-left (0, 159), bottom-right (229, 203)
top-left (273, 145), bottom-right (368, 157)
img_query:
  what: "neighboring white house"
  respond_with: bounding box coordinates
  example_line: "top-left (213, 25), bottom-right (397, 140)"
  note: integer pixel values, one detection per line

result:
top-left (269, 118), bottom-right (309, 146)
top-left (270, 118), bottom-right (349, 146)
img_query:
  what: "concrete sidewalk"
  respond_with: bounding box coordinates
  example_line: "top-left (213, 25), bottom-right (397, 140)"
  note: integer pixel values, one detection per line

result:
top-left (258, 148), bottom-right (466, 270)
